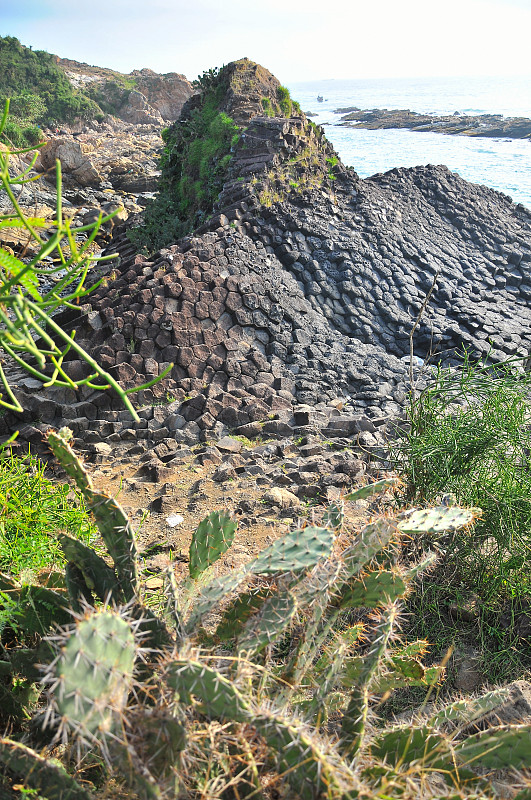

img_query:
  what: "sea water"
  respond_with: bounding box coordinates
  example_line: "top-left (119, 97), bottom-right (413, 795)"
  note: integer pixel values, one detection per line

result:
top-left (288, 75), bottom-right (531, 208)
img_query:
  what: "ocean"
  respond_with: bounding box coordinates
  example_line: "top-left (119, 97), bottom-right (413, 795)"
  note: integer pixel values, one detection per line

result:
top-left (288, 75), bottom-right (531, 208)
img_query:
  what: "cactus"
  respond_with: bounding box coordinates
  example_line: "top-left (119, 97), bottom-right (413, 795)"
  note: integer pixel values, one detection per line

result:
top-left (185, 570), bottom-right (248, 632)
top-left (238, 591), bottom-right (298, 655)
top-left (189, 509), bottom-right (237, 579)
top-left (454, 725), bottom-right (531, 770)
top-left (0, 737), bottom-right (94, 799)
top-left (397, 504), bottom-right (478, 534)
top-left (166, 659), bottom-right (355, 799)
top-left (370, 725), bottom-right (452, 768)
top-left (322, 500), bottom-right (344, 530)
top-left (428, 687), bottom-right (511, 728)
top-left (250, 525), bottom-right (336, 574)
top-left (345, 477), bottom-right (398, 502)
top-left (215, 586), bottom-right (273, 641)
top-left (43, 608), bottom-right (137, 745)
top-left (341, 518), bottom-right (397, 579)
top-left (340, 603), bottom-right (399, 758)
top-left (166, 659), bottom-right (253, 722)
top-left (60, 533), bottom-right (121, 604)
top-left (47, 428), bottom-right (139, 601)
top-left (64, 562), bottom-right (93, 612)
top-left (12, 584), bottom-right (71, 635)
top-left (337, 569), bottom-right (407, 608)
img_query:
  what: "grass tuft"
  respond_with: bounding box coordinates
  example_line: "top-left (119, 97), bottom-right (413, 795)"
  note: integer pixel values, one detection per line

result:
top-left (0, 450), bottom-right (96, 578)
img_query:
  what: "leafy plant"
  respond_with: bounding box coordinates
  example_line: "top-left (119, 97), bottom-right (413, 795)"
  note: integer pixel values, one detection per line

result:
top-left (391, 351), bottom-right (531, 680)
top-left (2, 436), bottom-right (506, 800)
top-left (0, 101), bottom-right (172, 419)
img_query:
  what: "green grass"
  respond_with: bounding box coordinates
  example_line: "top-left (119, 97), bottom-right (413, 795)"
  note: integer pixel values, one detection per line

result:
top-left (0, 450), bottom-right (96, 578)
top-left (391, 352), bottom-right (531, 681)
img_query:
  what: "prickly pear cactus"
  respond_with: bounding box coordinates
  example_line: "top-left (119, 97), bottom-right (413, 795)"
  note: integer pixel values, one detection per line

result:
top-left (166, 659), bottom-right (252, 722)
top-left (0, 737), bottom-right (94, 799)
top-left (238, 591), bottom-right (297, 655)
top-left (47, 428), bottom-right (139, 601)
top-left (189, 510), bottom-right (237, 579)
top-left (337, 569), bottom-right (407, 609)
top-left (250, 525), bottom-right (335, 574)
top-left (454, 724), bottom-right (531, 770)
top-left (345, 477), bottom-right (398, 502)
top-left (398, 505), bottom-right (478, 534)
top-left (44, 609), bottom-right (137, 743)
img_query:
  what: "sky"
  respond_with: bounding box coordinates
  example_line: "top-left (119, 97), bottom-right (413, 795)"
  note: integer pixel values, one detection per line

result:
top-left (1, 0), bottom-right (530, 83)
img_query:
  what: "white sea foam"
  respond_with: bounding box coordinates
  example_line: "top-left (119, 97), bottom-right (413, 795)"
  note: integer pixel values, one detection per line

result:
top-left (289, 75), bottom-right (531, 208)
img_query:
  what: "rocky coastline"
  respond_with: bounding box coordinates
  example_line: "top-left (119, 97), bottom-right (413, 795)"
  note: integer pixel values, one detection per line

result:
top-left (2, 59), bottom-right (531, 466)
top-left (335, 107), bottom-right (531, 139)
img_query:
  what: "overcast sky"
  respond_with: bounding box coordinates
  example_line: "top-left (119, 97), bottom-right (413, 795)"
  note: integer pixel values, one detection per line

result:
top-left (1, 0), bottom-right (530, 83)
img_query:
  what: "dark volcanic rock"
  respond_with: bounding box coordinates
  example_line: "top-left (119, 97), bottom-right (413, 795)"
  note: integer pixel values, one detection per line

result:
top-left (5, 58), bottom-right (531, 442)
top-left (337, 107), bottom-right (531, 139)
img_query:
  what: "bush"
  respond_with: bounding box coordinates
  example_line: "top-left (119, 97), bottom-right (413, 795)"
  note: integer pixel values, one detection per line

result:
top-left (277, 84), bottom-right (292, 117)
top-left (130, 69), bottom-right (239, 252)
top-left (392, 353), bottom-right (531, 680)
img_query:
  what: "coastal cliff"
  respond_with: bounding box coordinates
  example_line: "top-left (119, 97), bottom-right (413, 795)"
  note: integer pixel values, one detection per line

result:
top-left (4, 58), bottom-right (531, 448)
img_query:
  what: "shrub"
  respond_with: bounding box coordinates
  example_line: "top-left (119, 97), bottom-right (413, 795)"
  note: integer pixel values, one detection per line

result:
top-left (277, 84), bottom-right (292, 117)
top-left (130, 68), bottom-right (239, 252)
top-left (391, 352), bottom-right (531, 679)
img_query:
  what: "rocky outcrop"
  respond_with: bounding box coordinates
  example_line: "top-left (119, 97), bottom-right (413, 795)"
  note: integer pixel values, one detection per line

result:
top-left (56, 57), bottom-right (194, 123)
top-left (337, 107), bottom-right (531, 139)
top-left (133, 68), bottom-right (195, 121)
top-left (4, 59), bottom-right (531, 448)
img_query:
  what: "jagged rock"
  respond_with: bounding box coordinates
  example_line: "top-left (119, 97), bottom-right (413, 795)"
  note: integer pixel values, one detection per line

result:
top-left (5, 58), bottom-right (531, 449)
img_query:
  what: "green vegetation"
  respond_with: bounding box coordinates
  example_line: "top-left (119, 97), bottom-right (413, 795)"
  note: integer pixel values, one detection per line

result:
top-left (0, 104), bottom-right (171, 419)
top-left (129, 66), bottom-right (239, 252)
top-left (5, 440), bottom-right (524, 800)
top-left (0, 36), bottom-right (101, 127)
top-left (392, 352), bottom-right (531, 681)
top-left (277, 84), bottom-right (292, 117)
top-left (0, 450), bottom-right (95, 576)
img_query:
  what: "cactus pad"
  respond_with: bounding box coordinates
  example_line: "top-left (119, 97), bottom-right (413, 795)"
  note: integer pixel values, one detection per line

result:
top-left (166, 659), bottom-right (252, 722)
top-left (60, 533), bottom-right (121, 604)
top-left (47, 429), bottom-right (139, 601)
top-left (189, 510), bottom-right (237, 579)
top-left (454, 724), bottom-right (531, 770)
top-left (185, 570), bottom-right (248, 632)
top-left (345, 478), bottom-right (398, 502)
top-left (370, 725), bottom-right (451, 768)
top-left (341, 519), bottom-right (397, 579)
top-left (238, 591), bottom-right (297, 655)
top-left (0, 737), bottom-right (93, 799)
top-left (397, 505), bottom-right (478, 534)
top-left (428, 687), bottom-right (510, 728)
top-left (250, 526), bottom-right (335, 574)
top-left (215, 587), bottom-right (272, 641)
top-left (48, 609), bottom-right (136, 739)
top-left (338, 569), bottom-right (407, 608)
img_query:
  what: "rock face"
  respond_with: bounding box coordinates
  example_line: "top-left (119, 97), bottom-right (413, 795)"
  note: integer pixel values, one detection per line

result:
top-left (4, 58), bottom-right (531, 443)
top-left (132, 68), bottom-right (195, 121)
top-left (56, 57), bottom-right (194, 123)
